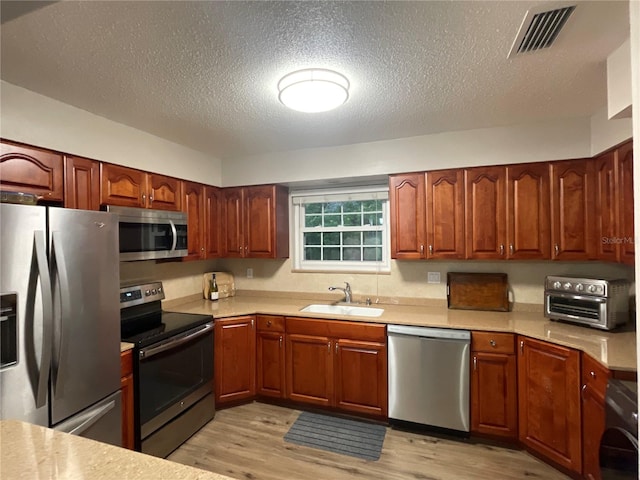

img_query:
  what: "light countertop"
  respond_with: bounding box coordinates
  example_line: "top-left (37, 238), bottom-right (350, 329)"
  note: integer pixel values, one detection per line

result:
top-left (120, 342), bottom-right (134, 353)
top-left (0, 420), bottom-right (234, 480)
top-left (166, 293), bottom-right (637, 371)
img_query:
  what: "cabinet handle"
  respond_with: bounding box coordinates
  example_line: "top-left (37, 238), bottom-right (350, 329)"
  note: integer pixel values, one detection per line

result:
top-left (489, 339), bottom-right (496, 347)
top-left (429, 245), bottom-right (433, 255)
top-left (201, 247), bottom-right (204, 251)
top-left (509, 244), bottom-right (514, 255)
top-left (473, 356), bottom-right (477, 371)
top-left (420, 245), bottom-right (424, 254)
top-left (251, 318), bottom-right (254, 328)
top-left (499, 244), bottom-right (504, 255)
top-left (279, 336), bottom-right (282, 348)
top-left (141, 193), bottom-right (146, 206)
top-left (327, 341), bottom-right (331, 352)
top-left (335, 342), bottom-right (338, 354)
top-left (581, 384), bottom-right (587, 401)
top-left (267, 320), bottom-right (272, 327)
top-left (554, 244), bottom-right (559, 256)
top-left (520, 340), bottom-right (524, 354)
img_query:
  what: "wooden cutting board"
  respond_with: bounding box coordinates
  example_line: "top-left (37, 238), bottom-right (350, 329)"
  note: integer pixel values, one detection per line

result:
top-left (447, 272), bottom-right (509, 312)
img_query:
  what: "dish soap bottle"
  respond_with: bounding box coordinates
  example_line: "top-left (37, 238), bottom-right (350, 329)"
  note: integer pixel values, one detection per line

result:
top-left (209, 274), bottom-right (219, 301)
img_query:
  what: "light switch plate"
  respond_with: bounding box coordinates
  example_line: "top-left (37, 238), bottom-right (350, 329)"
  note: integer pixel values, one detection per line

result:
top-left (246, 268), bottom-right (254, 279)
top-left (427, 272), bottom-right (440, 284)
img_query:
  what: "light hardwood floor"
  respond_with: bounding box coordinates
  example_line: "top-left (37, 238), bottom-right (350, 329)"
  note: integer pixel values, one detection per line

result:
top-left (168, 402), bottom-right (569, 480)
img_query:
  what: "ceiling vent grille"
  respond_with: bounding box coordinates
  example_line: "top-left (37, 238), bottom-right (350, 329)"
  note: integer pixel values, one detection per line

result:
top-left (508, 5), bottom-right (576, 58)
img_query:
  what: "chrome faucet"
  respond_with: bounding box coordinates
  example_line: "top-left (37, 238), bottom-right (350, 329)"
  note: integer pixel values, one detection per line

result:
top-left (328, 282), bottom-right (352, 303)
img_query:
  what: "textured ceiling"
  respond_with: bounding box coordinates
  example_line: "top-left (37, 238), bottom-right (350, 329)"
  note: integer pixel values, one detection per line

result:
top-left (0, 1), bottom-right (631, 160)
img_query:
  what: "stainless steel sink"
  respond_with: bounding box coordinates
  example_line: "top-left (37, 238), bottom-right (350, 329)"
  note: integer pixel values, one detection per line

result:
top-left (299, 303), bottom-right (384, 317)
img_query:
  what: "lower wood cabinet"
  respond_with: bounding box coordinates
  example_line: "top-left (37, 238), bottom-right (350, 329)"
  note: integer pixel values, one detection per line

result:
top-left (120, 349), bottom-right (134, 450)
top-left (582, 354), bottom-right (610, 480)
top-left (470, 332), bottom-right (517, 439)
top-left (214, 316), bottom-right (256, 406)
top-left (517, 336), bottom-right (582, 474)
top-left (256, 315), bottom-right (286, 398)
top-left (285, 317), bottom-right (387, 417)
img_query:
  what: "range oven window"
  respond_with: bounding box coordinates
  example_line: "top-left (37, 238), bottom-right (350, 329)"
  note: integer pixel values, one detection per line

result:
top-left (138, 326), bottom-right (213, 427)
top-left (548, 295), bottom-right (601, 320)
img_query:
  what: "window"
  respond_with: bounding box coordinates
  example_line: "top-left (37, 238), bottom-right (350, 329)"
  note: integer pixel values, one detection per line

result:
top-left (292, 187), bottom-right (390, 273)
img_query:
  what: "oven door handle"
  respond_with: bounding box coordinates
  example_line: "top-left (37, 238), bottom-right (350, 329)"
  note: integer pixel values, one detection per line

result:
top-left (139, 322), bottom-right (213, 360)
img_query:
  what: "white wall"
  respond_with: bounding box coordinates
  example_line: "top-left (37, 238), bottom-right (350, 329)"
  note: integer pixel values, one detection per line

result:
top-left (591, 107), bottom-right (633, 156)
top-left (222, 117), bottom-right (593, 186)
top-left (0, 81), bottom-right (222, 186)
top-left (607, 38), bottom-right (632, 120)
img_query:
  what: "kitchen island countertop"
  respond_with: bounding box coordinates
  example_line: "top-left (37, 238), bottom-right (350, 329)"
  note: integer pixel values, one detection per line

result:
top-left (166, 293), bottom-right (637, 371)
top-left (0, 420), bottom-right (234, 480)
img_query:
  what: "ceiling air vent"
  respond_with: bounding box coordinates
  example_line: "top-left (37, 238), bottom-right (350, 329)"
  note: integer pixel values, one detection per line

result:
top-left (508, 5), bottom-right (576, 58)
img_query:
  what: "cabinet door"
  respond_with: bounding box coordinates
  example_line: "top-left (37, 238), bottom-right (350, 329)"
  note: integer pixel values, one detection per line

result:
top-left (506, 163), bottom-right (550, 259)
top-left (214, 316), bottom-right (256, 406)
top-left (465, 166), bottom-right (507, 259)
top-left (426, 169), bottom-right (465, 259)
top-left (0, 140), bottom-right (64, 201)
top-left (334, 339), bottom-right (387, 417)
top-left (518, 336), bottom-right (581, 473)
top-left (147, 173), bottom-right (182, 211)
top-left (64, 155), bottom-right (100, 210)
top-left (204, 186), bottom-right (223, 259)
top-left (471, 352), bottom-right (517, 439)
top-left (244, 185), bottom-right (277, 258)
top-left (286, 334), bottom-right (333, 407)
top-left (594, 153), bottom-right (618, 262)
top-left (100, 163), bottom-right (147, 208)
top-left (389, 173), bottom-right (426, 259)
top-left (550, 159), bottom-right (595, 260)
top-left (617, 142), bottom-right (634, 265)
top-left (182, 181), bottom-right (204, 261)
top-left (582, 354), bottom-right (609, 480)
top-left (120, 350), bottom-right (134, 450)
top-left (257, 331), bottom-right (285, 398)
top-left (222, 187), bottom-right (245, 257)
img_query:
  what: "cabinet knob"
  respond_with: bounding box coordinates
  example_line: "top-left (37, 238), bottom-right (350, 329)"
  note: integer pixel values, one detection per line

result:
top-left (335, 342), bottom-right (338, 354)
top-left (473, 356), bottom-right (477, 371)
top-left (520, 340), bottom-right (524, 354)
top-left (554, 244), bottom-right (559, 256)
top-left (499, 244), bottom-right (504, 255)
top-left (429, 245), bottom-right (433, 255)
top-left (590, 371), bottom-right (596, 379)
top-left (150, 195), bottom-right (154, 203)
top-left (142, 193), bottom-right (146, 205)
top-left (509, 244), bottom-right (514, 255)
top-left (420, 245), bottom-right (424, 254)
top-left (279, 336), bottom-right (283, 348)
top-left (327, 341), bottom-right (331, 352)
top-left (490, 339), bottom-right (496, 347)
top-left (267, 320), bottom-right (272, 327)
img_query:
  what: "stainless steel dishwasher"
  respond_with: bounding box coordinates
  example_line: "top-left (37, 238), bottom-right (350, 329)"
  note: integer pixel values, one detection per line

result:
top-left (388, 325), bottom-right (470, 433)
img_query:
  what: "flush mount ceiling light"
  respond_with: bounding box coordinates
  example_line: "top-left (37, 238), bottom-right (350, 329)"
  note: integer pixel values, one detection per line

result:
top-left (278, 68), bottom-right (350, 113)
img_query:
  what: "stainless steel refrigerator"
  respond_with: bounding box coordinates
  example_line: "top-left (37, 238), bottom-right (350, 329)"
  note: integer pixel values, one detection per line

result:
top-left (0, 203), bottom-right (121, 445)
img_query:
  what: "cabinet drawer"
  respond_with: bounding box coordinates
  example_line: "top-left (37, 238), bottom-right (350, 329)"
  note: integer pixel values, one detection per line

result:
top-left (257, 315), bottom-right (285, 332)
top-left (120, 349), bottom-right (133, 378)
top-left (582, 353), bottom-right (610, 402)
top-left (471, 332), bottom-right (515, 354)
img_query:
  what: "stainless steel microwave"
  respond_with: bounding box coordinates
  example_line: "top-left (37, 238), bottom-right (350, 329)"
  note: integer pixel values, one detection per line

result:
top-left (105, 206), bottom-right (188, 261)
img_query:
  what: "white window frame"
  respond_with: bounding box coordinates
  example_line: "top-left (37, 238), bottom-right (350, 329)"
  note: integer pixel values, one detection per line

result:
top-left (291, 186), bottom-right (390, 273)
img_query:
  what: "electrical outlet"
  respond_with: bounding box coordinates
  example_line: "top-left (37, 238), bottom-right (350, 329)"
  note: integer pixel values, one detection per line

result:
top-left (246, 268), bottom-right (254, 279)
top-left (427, 272), bottom-right (440, 284)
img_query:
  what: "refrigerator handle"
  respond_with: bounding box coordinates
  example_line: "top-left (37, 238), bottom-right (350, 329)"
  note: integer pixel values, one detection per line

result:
top-left (32, 231), bottom-right (53, 408)
top-left (58, 399), bottom-right (116, 436)
top-left (51, 231), bottom-right (72, 398)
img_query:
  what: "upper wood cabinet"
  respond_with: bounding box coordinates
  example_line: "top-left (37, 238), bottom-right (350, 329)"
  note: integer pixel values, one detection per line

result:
top-left (222, 185), bottom-right (289, 259)
top-left (506, 163), bottom-right (550, 259)
top-left (617, 141), bottom-right (634, 265)
top-left (182, 181), bottom-right (205, 261)
top-left (426, 169), bottom-right (465, 259)
top-left (550, 159), bottom-right (595, 260)
top-left (64, 155), bottom-right (100, 210)
top-left (214, 316), bottom-right (256, 406)
top-left (0, 140), bottom-right (64, 201)
top-left (204, 186), bottom-right (223, 259)
top-left (518, 336), bottom-right (582, 474)
top-left (389, 173), bottom-right (426, 259)
top-left (465, 166), bottom-right (507, 259)
top-left (100, 163), bottom-right (182, 211)
top-left (594, 152), bottom-right (618, 262)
